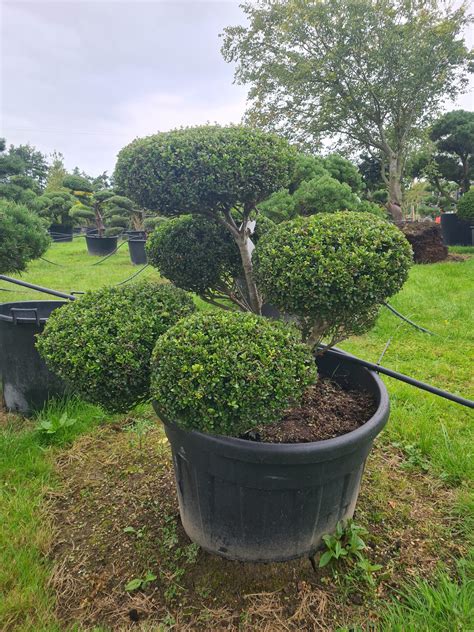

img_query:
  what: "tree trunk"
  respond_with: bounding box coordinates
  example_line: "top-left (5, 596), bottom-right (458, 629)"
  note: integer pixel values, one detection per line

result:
top-left (387, 154), bottom-right (403, 222)
top-left (235, 233), bottom-right (262, 315)
top-left (461, 156), bottom-right (470, 194)
top-left (95, 205), bottom-right (105, 238)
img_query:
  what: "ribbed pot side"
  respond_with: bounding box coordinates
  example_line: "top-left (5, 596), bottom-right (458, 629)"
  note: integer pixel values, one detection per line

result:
top-left (154, 349), bottom-right (390, 563)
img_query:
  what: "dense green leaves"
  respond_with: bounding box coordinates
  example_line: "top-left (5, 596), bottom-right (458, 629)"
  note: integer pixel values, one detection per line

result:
top-left (114, 125), bottom-right (296, 217)
top-left (222, 0), bottom-right (472, 211)
top-left (0, 199), bottom-right (50, 274)
top-left (150, 311), bottom-right (316, 436)
top-left (146, 215), bottom-right (242, 295)
top-left (457, 189), bottom-right (474, 221)
top-left (293, 175), bottom-right (359, 216)
top-left (254, 212), bottom-right (412, 347)
top-left (37, 282), bottom-right (196, 413)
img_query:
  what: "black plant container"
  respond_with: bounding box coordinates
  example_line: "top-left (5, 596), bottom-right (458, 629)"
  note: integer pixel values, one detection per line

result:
top-left (153, 349), bottom-right (389, 562)
top-left (128, 239), bottom-right (147, 265)
top-left (85, 235), bottom-right (118, 256)
top-left (440, 213), bottom-right (472, 246)
top-left (49, 224), bottom-right (73, 243)
top-left (0, 301), bottom-right (67, 414)
top-left (126, 230), bottom-right (147, 240)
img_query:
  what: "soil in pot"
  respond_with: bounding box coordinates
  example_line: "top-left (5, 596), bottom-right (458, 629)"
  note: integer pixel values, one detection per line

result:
top-left (243, 378), bottom-right (377, 443)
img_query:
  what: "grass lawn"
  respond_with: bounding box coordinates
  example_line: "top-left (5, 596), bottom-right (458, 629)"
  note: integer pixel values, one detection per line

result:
top-left (0, 241), bottom-right (473, 631)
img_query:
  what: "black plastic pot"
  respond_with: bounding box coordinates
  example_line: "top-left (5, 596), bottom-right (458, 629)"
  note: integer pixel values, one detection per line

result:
top-left (85, 235), bottom-right (118, 256)
top-left (128, 239), bottom-right (147, 265)
top-left (440, 213), bottom-right (472, 246)
top-left (49, 224), bottom-right (73, 243)
top-left (126, 230), bottom-right (147, 240)
top-left (0, 301), bottom-right (67, 414)
top-left (154, 349), bottom-right (389, 562)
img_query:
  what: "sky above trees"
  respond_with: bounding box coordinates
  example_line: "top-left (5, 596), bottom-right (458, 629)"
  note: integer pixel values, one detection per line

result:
top-left (1, 0), bottom-right (473, 176)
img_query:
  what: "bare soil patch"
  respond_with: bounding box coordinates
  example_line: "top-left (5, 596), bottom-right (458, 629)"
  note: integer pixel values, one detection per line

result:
top-left (244, 378), bottom-right (377, 443)
top-left (48, 417), bottom-right (466, 631)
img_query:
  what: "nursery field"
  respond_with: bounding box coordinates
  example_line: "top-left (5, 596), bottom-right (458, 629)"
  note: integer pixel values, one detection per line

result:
top-left (0, 240), bottom-right (473, 631)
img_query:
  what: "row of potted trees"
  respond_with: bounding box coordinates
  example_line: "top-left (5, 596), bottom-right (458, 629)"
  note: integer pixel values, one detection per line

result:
top-left (31, 126), bottom-right (413, 562)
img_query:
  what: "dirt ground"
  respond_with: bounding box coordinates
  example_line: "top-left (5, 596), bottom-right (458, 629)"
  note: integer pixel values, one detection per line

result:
top-left (47, 414), bottom-right (467, 631)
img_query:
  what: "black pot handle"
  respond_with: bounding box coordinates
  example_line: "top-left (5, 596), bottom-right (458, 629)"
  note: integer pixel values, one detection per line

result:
top-left (10, 307), bottom-right (40, 325)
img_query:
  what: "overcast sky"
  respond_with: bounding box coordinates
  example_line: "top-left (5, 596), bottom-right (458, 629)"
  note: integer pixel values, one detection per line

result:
top-left (1, 0), bottom-right (473, 178)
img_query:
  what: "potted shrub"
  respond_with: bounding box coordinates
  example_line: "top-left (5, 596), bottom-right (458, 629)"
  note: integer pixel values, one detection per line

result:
top-left (36, 282), bottom-right (195, 413)
top-left (62, 175), bottom-right (120, 256)
top-left (100, 194), bottom-right (149, 263)
top-left (115, 126), bottom-right (412, 561)
top-left (36, 189), bottom-right (76, 242)
top-left (456, 188), bottom-right (474, 245)
top-left (0, 200), bottom-right (66, 413)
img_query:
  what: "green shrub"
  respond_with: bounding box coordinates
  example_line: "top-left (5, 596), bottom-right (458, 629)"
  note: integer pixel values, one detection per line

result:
top-left (252, 214), bottom-right (276, 243)
top-left (37, 282), bottom-right (195, 413)
top-left (254, 212), bottom-right (412, 347)
top-left (150, 311), bottom-right (316, 436)
top-left (36, 190), bottom-right (76, 226)
top-left (457, 189), bottom-right (474, 221)
top-left (114, 125), bottom-right (296, 216)
top-left (0, 199), bottom-right (50, 274)
top-left (292, 175), bottom-right (359, 215)
top-left (146, 215), bottom-right (242, 295)
top-left (323, 154), bottom-right (364, 193)
top-left (354, 199), bottom-right (387, 218)
top-left (257, 189), bottom-right (297, 223)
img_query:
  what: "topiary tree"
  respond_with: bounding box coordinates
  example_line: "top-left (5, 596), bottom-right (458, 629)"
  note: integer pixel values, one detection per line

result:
top-left (0, 199), bottom-right (50, 274)
top-left (101, 195), bottom-right (146, 231)
top-left (150, 311), bottom-right (316, 436)
top-left (146, 215), bottom-right (245, 309)
top-left (114, 125), bottom-right (297, 313)
top-left (292, 175), bottom-right (359, 216)
top-left (63, 175), bottom-right (119, 237)
top-left (253, 211), bottom-right (412, 349)
top-left (456, 188), bottom-right (474, 222)
top-left (323, 154), bottom-right (364, 193)
top-left (36, 282), bottom-right (196, 413)
top-left (35, 190), bottom-right (76, 226)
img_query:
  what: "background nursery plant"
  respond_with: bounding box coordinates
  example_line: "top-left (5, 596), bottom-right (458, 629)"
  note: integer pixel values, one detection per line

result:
top-left (0, 199), bottom-right (50, 274)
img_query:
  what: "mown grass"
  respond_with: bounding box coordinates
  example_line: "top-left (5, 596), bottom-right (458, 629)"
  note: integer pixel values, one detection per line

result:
top-left (0, 242), bottom-right (473, 630)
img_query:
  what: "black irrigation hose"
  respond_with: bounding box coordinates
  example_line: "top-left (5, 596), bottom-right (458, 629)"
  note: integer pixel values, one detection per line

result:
top-left (114, 264), bottom-right (150, 285)
top-left (325, 346), bottom-right (474, 409)
top-left (0, 275), bottom-right (76, 301)
top-left (383, 302), bottom-right (435, 336)
top-left (40, 257), bottom-right (63, 266)
top-left (90, 239), bottom-right (129, 266)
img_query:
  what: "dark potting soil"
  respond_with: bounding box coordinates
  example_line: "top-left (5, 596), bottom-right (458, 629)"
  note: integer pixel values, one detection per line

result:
top-left (243, 378), bottom-right (377, 443)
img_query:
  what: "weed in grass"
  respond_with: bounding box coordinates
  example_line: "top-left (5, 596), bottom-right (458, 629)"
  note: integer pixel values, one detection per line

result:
top-left (35, 396), bottom-right (107, 446)
top-left (158, 514), bottom-right (200, 601)
top-left (319, 520), bottom-right (382, 591)
top-left (125, 571), bottom-right (157, 593)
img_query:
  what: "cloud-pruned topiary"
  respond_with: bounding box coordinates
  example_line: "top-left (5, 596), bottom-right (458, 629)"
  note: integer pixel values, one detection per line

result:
top-left (146, 215), bottom-right (244, 308)
top-left (254, 212), bottom-right (412, 348)
top-left (0, 199), bottom-right (50, 274)
top-left (456, 188), bottom-right (474, 221)
top-left (292, 175), bottom-right (359, 215)
top-left (114, 125), bottom-right (297, 313)
top-left (150, 311), bottom-right (316, 437)
top-left (37, 282), bottom-right (196, 413)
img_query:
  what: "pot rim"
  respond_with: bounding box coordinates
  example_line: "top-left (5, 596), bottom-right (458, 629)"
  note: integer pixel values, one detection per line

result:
top-left (154, 349), bottom-right (390, 461)
top-left (0, 300), bottom-right (67, 324)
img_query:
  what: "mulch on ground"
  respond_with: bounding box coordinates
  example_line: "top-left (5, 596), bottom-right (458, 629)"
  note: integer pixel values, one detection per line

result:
top-left (47, 417), bottom-right (467, 631)
top-left (244, 378), bottom-right (377, 443)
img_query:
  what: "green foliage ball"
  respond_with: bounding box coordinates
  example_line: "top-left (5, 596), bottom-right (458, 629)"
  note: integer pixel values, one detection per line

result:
top-left (37, 282), bottom-right (196, 413)
top-left (323, 154), bottom-right (364, 192)
top-left (62, 174), bottom-right (94, 193)
top-left (257, 188), bottom-right (297, 223)
top-left (254, 212), bottom-right (412, 343)
top-left (354, 199), bottom-right (387, 218)
top-left (146, 215), bottom-right (242, 294)
top-left (292, 175), bottom-right (359, 215)
top-left (114, 125), bottom-right (296, 215)
top-left (457, 189), bottom-right (474, 221)
top-left (0, 199), bottom-right (50, 274)
top-left (150, 311), bottom-right (316, 436)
